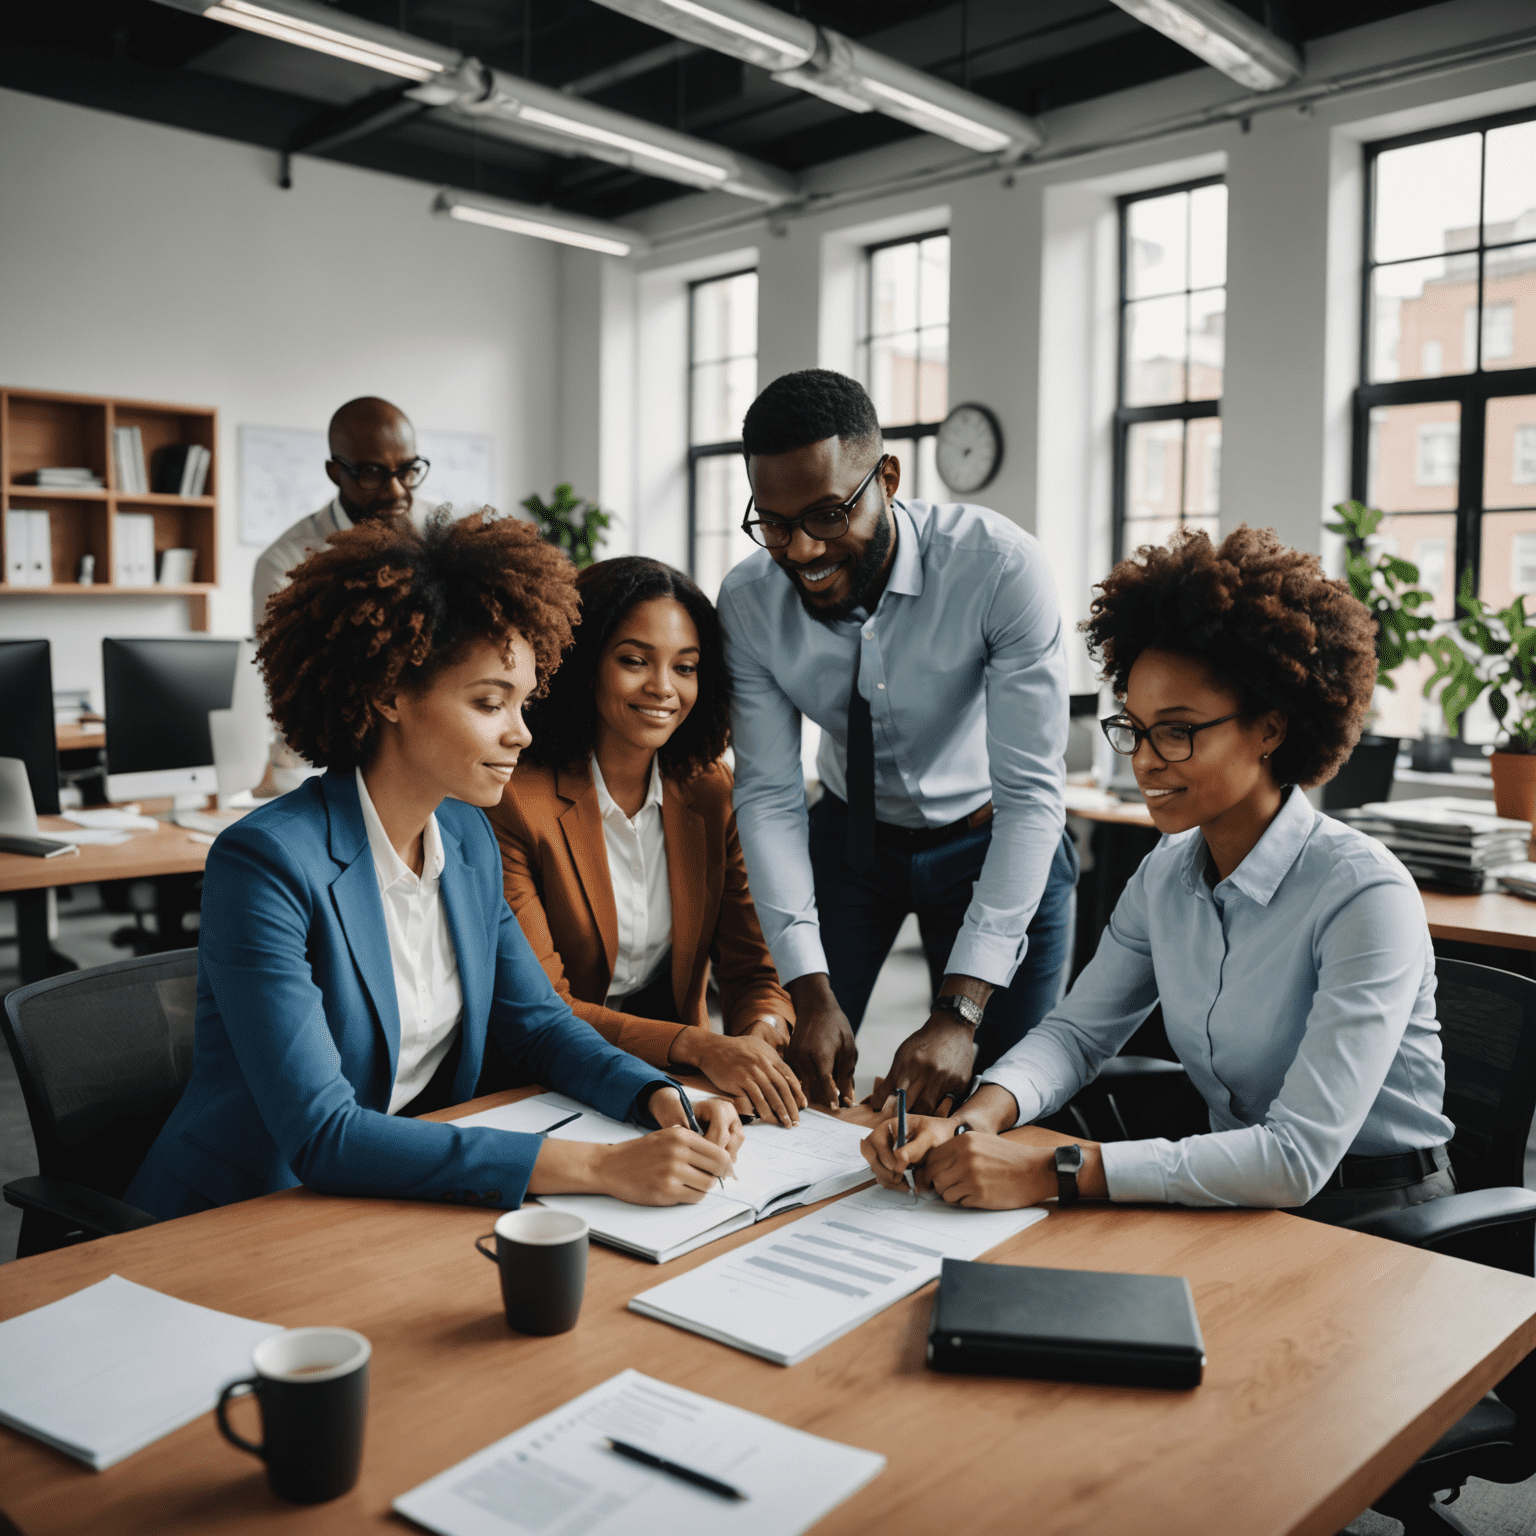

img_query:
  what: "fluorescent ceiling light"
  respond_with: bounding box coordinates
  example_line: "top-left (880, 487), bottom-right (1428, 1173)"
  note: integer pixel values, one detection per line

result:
top-left (515, 105), bottom-right (730, 183)
top-left (203, 0), bottom-right (445, 81)
top-left (858, 79), bottom-right (1011, 154)
top-left (589, 0), bottom-right (813, 73)
top-left (1108, 0), bottom-right (1301, 92)
top-left (435, 192), bottom-right (646, 256)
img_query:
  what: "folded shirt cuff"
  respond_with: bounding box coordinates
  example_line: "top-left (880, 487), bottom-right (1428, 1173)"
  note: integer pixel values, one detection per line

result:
top-left (1099, 1140), bottom-right (1171, 1204)
top-left (770, 929), bottom-right (830, 987)
top-left (943, 932), bottom-right (1024, 991)
top-left (975, 1066), bottom-right (1046, 1130)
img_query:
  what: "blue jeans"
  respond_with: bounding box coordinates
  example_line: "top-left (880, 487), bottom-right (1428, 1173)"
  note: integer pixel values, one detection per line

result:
top-left (807, 794), bottom-right (1079, 1077)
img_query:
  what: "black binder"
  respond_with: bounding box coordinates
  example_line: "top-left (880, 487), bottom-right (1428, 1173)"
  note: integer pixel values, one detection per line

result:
top-left (926, 1259), bottom-right (1206, 1389)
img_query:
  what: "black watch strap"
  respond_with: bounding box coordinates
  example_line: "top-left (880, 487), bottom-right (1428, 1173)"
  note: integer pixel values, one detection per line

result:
top-left (1055, 1143), bottom-right (1084, 1206)
top-left (933, 993), bottom-right (985, 1029)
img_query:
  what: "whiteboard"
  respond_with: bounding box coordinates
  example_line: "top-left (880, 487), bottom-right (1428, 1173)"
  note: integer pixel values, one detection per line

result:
top-left (237, 425), bottom-right (498, 549)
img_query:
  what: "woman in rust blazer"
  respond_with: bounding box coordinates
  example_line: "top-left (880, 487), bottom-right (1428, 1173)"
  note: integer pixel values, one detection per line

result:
top-left (490, 557), bottom-right (806, 1126)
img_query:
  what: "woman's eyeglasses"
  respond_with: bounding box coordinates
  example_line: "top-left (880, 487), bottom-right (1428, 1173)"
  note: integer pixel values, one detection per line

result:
top-left (328, 455), bottom-right (431, 492)
top-left (741, 455), bottom-right (887, 550)
top-left (1100, 712), bottom-right (1242, 762)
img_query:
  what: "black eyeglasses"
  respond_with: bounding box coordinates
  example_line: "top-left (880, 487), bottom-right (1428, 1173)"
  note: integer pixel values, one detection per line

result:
top-left (329, 455), bottom-right (431, 492)
top-left (741, 456), bottom-right (887, 550)
top-left (1100, 711), bottom-right (1243, 762)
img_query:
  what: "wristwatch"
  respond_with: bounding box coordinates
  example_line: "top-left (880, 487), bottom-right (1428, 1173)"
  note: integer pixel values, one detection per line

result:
top-left (932, 993), bottom-right (985, 1029)
top-left (1055, 1144), bottom-right (1084, 1206)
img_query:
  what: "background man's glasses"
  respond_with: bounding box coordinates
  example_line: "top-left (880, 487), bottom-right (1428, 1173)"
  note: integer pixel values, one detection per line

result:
top-left (741, 455), bottom-right (887, 550)
top-left (329, 455), bottom-right (431, 492)
top-left (1100, 711), bottom-right (1242, 762)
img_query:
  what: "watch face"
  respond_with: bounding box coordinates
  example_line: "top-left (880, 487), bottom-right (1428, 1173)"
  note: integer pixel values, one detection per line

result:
top-left (935, 403), bottom-right (1002, 495)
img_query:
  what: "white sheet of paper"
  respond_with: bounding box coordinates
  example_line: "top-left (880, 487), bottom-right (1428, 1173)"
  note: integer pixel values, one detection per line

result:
top-left (630, 1186), bottom-right (1048, 1365)
top-left (392, 1369), bottom-right (884, 1536)
top-left (58, 808), bottom-right (158, 831)
top-left (0, 1275), bottom-right (281, 1469)
top-left (36, 829), bottom-right (132, 847)
top-left (451, 1092), bottom-right (643, 1146)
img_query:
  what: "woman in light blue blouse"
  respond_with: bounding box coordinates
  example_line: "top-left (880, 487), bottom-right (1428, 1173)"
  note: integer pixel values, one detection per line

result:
top-left (863, 524), bottom-right (1455, 1228)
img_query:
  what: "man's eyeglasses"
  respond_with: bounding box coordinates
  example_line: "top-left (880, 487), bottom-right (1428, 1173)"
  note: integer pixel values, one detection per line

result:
top-left (329, 455), bottom-right (431, 492)
top-left (741, 455), bottom-right (887, 550)
top-left (1100, 711), bottom-right (1242, 763)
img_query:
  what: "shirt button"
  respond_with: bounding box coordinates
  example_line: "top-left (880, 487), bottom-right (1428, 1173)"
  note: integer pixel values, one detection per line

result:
top-left (877, 683), bottom-right (885, 689)
top-left (864, 628), bottom-right (873, 638)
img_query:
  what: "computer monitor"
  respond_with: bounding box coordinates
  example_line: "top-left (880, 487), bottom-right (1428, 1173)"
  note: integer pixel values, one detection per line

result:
top-left (103, 637), bottom-right (240, 808)
top-left (0, 639), bottom-right (60, 816)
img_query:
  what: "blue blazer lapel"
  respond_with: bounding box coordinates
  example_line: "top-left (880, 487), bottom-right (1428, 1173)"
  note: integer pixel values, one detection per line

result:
top-left (437, 817), bottom-right (489, 1101)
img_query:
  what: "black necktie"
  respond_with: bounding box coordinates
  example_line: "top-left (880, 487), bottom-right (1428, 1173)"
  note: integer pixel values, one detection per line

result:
top-left (845, 644), bottom-right (876, 872)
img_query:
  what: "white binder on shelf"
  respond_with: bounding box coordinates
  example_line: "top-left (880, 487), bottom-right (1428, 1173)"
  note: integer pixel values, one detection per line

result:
top-left (5, 511), bottom-right (30, 584)
top-left (27, 510), bottom-right (51, 586)
top-left (113, 513), bottom-right (155, 586)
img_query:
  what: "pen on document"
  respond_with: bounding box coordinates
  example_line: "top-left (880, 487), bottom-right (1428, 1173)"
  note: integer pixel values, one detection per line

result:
top-left (896, 1088), bottom-right (917, 1202)
top-left (535, 1110), bottom-right (582, 1136)
top-left (677, 1087), bottom-right (727, 1190)
top-left (604, 1439), bottom-right (747, 1501)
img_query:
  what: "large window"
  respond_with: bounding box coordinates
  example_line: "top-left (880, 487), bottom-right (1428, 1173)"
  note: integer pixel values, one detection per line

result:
top-left (1356, 109), bottom-right (1536, 738)
top-left (689, 269), bottom-right (758, 599)
top-left (1114, 178), bottom-right (1227, 560)
top-left (861, 231), bottom-right (949, 499)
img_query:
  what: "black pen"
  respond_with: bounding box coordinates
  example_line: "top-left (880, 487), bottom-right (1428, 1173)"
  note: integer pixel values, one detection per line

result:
top-left (536, 1110), bottom-right (582, 1136)
top-left (605, 1438), bottom-right (747, 1501)
top-left (896, 1088), bottom-right (917, 1201)
top-left (677, 1088), bottom-right (726, 1190)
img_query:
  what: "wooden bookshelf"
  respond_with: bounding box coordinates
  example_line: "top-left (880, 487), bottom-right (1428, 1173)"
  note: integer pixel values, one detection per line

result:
top-left (0, 386), bottom-right (218, 631)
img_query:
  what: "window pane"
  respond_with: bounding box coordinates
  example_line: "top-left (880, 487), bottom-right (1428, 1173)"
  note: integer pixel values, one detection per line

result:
top-left (1126, 191), bottom-right (1188, 299)
top-left (692, 453), bottom-right (754, 601)
top-left (1480, 509), bottom-right (1536, 608)
top-left (868, 332), bottom-right (919, 426)
top-left (1483, 243), bottom-right (1536, 371)
top-left (915, 433), bottom-right (938, 501)
top-left (1124, 295), bottom-right (1187, 406)
top-left (1372, 133), bottom-right (1481, 264)
top-left (690, 356), bottom-right (756, 444)
top-left (1369, 254), bottom-right (1477, 382)
top-left (1184, 418), bottom-right (1221, 515)
top-left (1126, 420), bottom-right (1184, 522)
top-left (1485, 395), bottom-right (1536, 509)
top-left (1368, 511), bottom-right (1457, 618)
top-left (1484, 122), bottom-right (1536, 241)
top-left (1188, 288), bottom-right (1224, 399)
top-left (1123, 517), bottom-right (1183, 552)
top-left (870, 242), bottom-right (918, 337)
top-left (1367, 401), bottom-right (1461, 512)
top-left (692, 271), bottom-right (757, 364)
top-left (917, 236), bottom-right (950, 328)
top-left (1189, 183), bottom-right (1227, 290)
top-left (917, 325), bottom-right (948, 424)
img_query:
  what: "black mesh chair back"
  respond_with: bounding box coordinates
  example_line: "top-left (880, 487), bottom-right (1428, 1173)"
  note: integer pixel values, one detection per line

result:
top-left (1434, 957), bottom-right (1536, 1193)
top-left (1, 949), bottom-right (198, 1200)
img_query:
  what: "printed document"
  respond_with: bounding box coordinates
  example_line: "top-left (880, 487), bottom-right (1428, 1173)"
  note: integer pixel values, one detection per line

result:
top-left (393, 1368), bottom-right (884, 1536)
top-left (630, 1187), bottom-right (1048, 1365)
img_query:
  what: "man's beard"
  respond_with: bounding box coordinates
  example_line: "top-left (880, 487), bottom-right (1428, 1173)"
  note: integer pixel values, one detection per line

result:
top-left (785, 507), bottom-right (893, 627)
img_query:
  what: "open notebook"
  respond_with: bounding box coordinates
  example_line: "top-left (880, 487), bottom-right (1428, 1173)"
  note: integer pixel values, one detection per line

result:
top-left (453, 1091), bottom-right (874, 1263)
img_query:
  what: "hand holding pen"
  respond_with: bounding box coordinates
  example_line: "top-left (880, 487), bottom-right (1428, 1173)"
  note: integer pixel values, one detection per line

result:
top-left (896, 1088), bottom-right (917, 1202)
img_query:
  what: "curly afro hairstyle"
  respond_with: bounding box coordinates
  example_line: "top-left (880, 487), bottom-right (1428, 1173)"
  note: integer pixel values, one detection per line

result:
top-left (1083, 524), bottom-right (1378, 788)
top-left (522, 556), bottom-right (731, 782)
top-left (742, 368), bottom-right (881, 460)
top-left (258, 507), bottom-right (579, 772)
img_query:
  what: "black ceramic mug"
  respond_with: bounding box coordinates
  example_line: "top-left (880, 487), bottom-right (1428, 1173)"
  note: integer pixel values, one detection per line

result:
top-left (475, 1207), bottom-right (589, 1335)
top-left (216, 1326), bottom-right (370, 1504)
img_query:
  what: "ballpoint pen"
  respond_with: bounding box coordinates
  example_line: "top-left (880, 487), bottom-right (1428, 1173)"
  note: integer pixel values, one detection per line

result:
top-left (605, 1439), bottom-right (747, 1501)
top-left (535, 1110), bottom-right (582, 1136)
top-left (677, 1087), bottom-right (727, 1190)
top-left (896, 1087), bottom-right (917, 1202)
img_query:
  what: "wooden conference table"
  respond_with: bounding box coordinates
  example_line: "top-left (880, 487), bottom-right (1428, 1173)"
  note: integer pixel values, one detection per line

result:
top-left (2, 1089), bottom-right (1534, 1536)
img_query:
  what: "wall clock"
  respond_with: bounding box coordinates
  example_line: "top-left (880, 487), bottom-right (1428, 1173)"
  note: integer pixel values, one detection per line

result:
top-left (935, 402), bottom-right (1004, 496)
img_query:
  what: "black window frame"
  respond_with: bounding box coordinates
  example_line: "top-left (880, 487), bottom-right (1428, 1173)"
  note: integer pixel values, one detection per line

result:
top-left (1113, 174), bottom-right (1226, 564)
top-left (1352, 105), bottom-right (1536, 607)
top-left (686, 265), bottom-right (757, 580)
top-left (860, 228), bottom-right (950, 491)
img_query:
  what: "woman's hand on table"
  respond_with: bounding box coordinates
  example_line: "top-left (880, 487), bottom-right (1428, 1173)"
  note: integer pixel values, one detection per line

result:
top-left (674, 1026), bottom-right (806, 1128)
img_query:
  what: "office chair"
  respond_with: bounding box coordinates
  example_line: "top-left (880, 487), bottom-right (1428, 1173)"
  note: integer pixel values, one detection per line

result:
top-left (1, 949), bottom-right (197, 1258)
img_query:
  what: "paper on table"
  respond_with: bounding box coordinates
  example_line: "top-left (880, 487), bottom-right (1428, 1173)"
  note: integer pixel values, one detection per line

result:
top-left (630, 1186), bottom-right (1048, 1366)
top-left (36, 830), bottom-right (132, 847)
top-left (0, 1274), bottom-right (282, 1469)
top-left (451, 1092), bottom-right (644, 1146)
top-left (393, 1368), bottom-right (884, 1536)
top-left (58, 808), bottom-right (158, 831)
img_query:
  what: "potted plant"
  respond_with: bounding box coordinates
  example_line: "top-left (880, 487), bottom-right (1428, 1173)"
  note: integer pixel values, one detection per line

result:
top-left (521, 484), bottom-right (611, 568)
top-left (1321, 500), bottom-right (1437, 809)
top-left (1424, 570), bottom-right (1536, 822)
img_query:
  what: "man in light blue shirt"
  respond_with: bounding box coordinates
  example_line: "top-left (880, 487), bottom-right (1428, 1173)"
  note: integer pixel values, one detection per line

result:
top-left (718, 370), bottom-right (1077, 1113)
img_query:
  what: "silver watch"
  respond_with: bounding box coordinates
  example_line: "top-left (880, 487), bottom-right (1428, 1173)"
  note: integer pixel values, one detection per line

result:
top-left (932, 993), bottom-right (985, 1029)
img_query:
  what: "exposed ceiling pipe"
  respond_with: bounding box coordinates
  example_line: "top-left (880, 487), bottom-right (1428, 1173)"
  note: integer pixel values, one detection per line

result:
top-left (153, 0), bottom-right (800, 204)
top-left (1107, 0), bottom-right (1303, 92)
top-left (590, 0), bottom-right (1046, 160)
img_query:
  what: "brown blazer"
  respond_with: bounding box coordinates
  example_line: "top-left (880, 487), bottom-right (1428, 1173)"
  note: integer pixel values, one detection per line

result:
top-left (488, 759), bottom-right (794, 1069)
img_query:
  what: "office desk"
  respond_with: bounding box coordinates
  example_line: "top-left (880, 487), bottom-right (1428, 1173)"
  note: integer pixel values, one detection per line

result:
top-left (0, 813), bottom-right (210, 983)
top-left (2, 1092), bottom-right (1533, 1536)
top-left (54, 721), bottom-right (105, 754)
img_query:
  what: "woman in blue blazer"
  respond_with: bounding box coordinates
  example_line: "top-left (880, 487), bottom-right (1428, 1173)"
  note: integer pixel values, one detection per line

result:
top-left (128, 511), bottom-right (741, 1221)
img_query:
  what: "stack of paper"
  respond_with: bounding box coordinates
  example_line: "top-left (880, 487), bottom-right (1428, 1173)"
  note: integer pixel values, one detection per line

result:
top-left (455, 1092), bottom-right (875, 1263)
top-left (393, 1369), bottom-right (885, 1536)
top-left (631, 1186), bottom-right (1048, 1366)
top-left (1338, 796), bottom-right (1531, 890)
top-left (0, 1275), bottom-right (280, 1469)
top-left (20, 468), bottom-right (103, 489)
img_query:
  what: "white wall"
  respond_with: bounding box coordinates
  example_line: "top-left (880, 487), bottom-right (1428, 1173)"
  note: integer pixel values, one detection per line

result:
top-left (0, 86), bottom-right (562, 705)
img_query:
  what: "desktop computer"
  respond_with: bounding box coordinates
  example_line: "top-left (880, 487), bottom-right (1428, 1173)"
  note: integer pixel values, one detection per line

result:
top-left (0, 639), bottom-right (61, 818)
top-left (102, 637), bottom-right (240, 809)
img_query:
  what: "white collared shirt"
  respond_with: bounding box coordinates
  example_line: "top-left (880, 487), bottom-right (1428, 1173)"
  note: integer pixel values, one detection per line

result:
top-left (591, 755), bottom-right (672, 1002)
top-left (355, 768), bottom-right (464, 1114)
